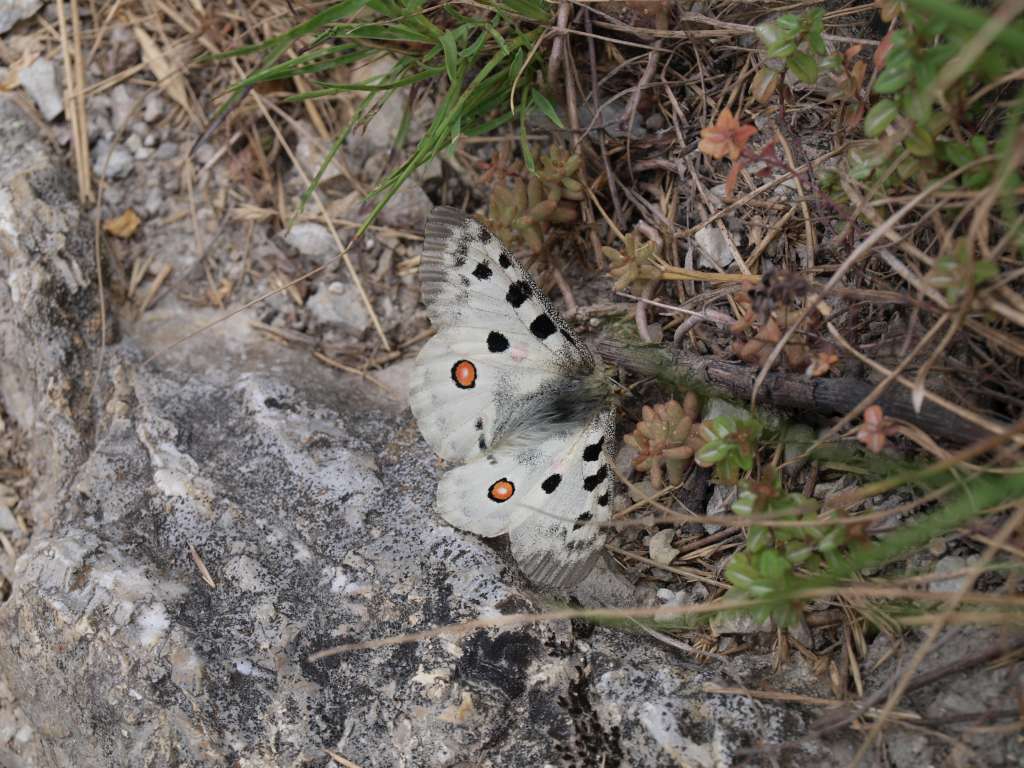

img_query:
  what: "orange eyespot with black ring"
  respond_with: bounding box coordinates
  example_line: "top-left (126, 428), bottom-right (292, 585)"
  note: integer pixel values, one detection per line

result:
top-left (487, 478), bottom-right (515, 503)
top-left (451, 359), bottom-right (477, 389)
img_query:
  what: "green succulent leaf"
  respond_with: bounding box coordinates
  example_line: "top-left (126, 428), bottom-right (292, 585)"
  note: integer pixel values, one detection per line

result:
top-left (864, 99), bottom-right (899, 137)
top-left (788, 50), bottom-right (819, 83)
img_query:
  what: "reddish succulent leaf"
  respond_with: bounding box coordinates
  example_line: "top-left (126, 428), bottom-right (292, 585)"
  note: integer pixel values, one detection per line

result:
top-left (857, 405), bottom-right (896, 453)
top-left (699, 108), bottom-right (758, 161)
top-left (874, 30), bottom-right (895, 69)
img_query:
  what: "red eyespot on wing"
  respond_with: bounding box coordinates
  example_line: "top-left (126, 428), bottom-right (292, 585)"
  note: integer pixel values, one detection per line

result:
top-left (488, 478), bottom-right (515, 503)
top-left (451, 360), bottom-right (477, 389)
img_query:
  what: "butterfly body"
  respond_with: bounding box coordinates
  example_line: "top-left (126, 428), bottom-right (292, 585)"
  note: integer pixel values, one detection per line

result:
top-left (409, 207), bottom-right (615, 589)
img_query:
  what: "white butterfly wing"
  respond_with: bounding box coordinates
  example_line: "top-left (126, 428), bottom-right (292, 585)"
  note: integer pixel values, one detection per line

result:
top-left (435, 410), bottom-right (615, 589)
top-left (410, 206), bottom-right (616, 588)
top-left (410, 207), bottom-right (593, 462)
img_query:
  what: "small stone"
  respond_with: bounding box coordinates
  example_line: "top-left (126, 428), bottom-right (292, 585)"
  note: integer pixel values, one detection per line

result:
top-left (110, 84), bottom-right (136, 130)
top-left (0, 502), bottom-right (17, 532)
top-left (0, 0), bottom-right (43, 34)
top-left (153, 141), bottom-right (179, 161)
top-left (694, 226), bottom-right (733, 269)
top-left (704, 483), bottom-right (737, 534)
top-left (376, 180), bottom-right (432, 229)
top-left (306, 281), bottom-right (372, 334)
top-left (18, 57), bottom-right (63, 122)
top-left (142, 187), bottom-right (163, 218)
top-left (929, 555), bottom-right (968, 593)
top-left (142, 92), bottom-right (164, 123)
top-left (645, 112), bottom-right (665, 131)
top-left (648, 529), bottom-right (679, 566)
top-left (927, 537), bottom-right (947, 557)
top-left (710, 610), bottom-right (773, 636)
top-left (92, 140), bottom-right (134, 179)
top-left (284, 222), bottom-right (336, 260)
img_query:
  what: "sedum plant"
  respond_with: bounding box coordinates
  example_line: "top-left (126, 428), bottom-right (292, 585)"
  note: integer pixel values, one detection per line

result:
top-left (624, 393), bottom-right (704, 489)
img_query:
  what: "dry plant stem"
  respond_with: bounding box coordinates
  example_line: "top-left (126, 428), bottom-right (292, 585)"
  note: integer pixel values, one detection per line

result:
top-left (812, 314), bottom-right (951, 448)
top-left (827, 322), bottom-right (1021, 446)
top-left (596, 337), bottom-right (992, 445)
top-left (312, 351), bottom-right (398, 399)
top-left (622, 4), bottom-right (667, 173)
top-left (605, 545), bottom-right (727, 588)
top-left (143, 265), bottom-right (329, 365)
top-left (750, 159), bottom-right (995, 409)
top-left (584, 8), bottom-right (624, 226)
top-left (680, 146), bottom-right (845, 237)
top-left (772, 127), bottom-right (816, 264)
top-left (848, 505), bottom-right (1024, 767)
top-left (585, 9), bottom-right (877, 47)
top-left (307, 594), bottom-right (780, 660)
top-left (324, 749), bottom-right (365, 768)
top-left (547, 0), bottom-right (571, 89)
top-left (814, 636), bottom-right (1024, 735)
top-left (254, 94), bottom-right (391, 350)
top-left (634, 281), bottom-right (660, 342)
top-left (55, 0), bottom-right (90, 202)
top-left (549, 265), bottom-right (578, 317)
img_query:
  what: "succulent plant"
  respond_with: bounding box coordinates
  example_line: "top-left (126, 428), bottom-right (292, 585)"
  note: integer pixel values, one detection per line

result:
top-left (624, 393), bottom-right (704, 489)
top-left (603, 231), bottom-right (661, 291)
top-left (484, 145), bottom-right (584, 254)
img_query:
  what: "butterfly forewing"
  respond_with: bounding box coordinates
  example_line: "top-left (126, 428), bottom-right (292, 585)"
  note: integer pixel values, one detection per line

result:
top-left (411, 207), bottom-right (593, 462)
top-left (419, 206), bottom-right (593, 367)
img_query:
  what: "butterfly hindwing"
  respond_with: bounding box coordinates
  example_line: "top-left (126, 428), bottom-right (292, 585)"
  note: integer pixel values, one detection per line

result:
top-left (434, 409), bottom-right (615, 589)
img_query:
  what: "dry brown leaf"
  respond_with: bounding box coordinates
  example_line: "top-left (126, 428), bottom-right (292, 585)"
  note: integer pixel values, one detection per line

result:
top-left (134, 27), bottom-right (192, 115)
top-left (103, 208), bottom-right (142, 238)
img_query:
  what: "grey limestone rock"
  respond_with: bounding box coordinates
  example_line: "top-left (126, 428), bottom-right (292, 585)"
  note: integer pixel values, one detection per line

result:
top-left (17, 57), bottom-right (62, 122)
top-left (0, 0), bottom-right (43, 35)
top-left (0, 95), bottom-right (830, 767)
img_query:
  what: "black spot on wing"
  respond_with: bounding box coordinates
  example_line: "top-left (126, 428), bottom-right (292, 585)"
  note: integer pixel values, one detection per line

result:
top-left (478, 435), bottom-right (487, 451)
top-left (506, 280), bottom-right (530, 308)
top-left (480, 228), bottom-right (493, 244)
top-left (475, 417), bottom-right (484, 431)
top-left (530, 314), bottom-right (557, 340)
top-left (541, 474), bottom-right (562, 494)
top-left (583, 464), bottom-right (608, 492)
top-left (597, 492), bottom-right (609, 507)
top-left (453, 239), bottom-right (469, 267)
top-left (572, 511), bottom-right (593, 532)
top-left (583, 437), bottom-right (605, 462)
top-left (460, 275), bottom-right (471, 287)
top-left (499, 251), bottom-right (512, 269)
top-left (487, 331), bottom-right (510, 353)
top-left (472, 262), bottom-right (492, 280)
